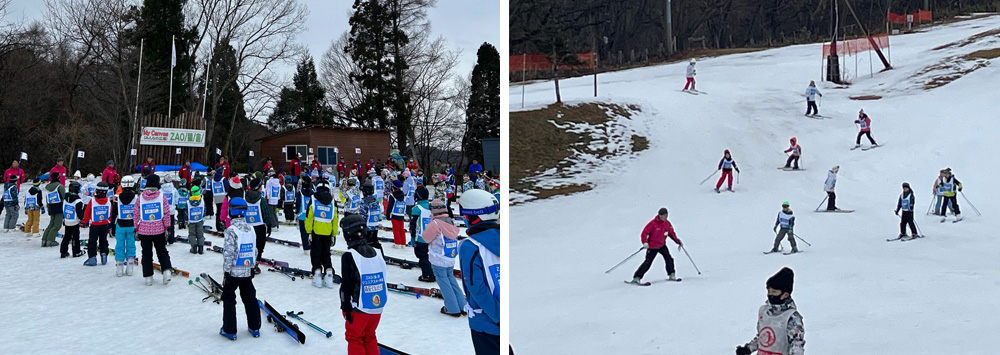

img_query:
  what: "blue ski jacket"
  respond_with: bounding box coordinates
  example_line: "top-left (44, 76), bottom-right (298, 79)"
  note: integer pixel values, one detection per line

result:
top-left (459, 221), bottom-right (500, 335)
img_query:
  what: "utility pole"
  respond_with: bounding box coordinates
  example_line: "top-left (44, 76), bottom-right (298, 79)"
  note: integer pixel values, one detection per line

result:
top-left (665, 0), bottom-right (674, 55)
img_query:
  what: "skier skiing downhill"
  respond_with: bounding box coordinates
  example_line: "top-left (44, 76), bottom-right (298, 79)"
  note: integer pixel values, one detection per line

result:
top-left (683, 58), bottom-right (697, 91)
top-left (735, 267), bottom-right (805, 355)
top-left (936, 169), bottom-right (963, 222)
top-left (770, 202), bottom-right (797, 254)
top-left (804, 81), bottom-right (822, 116)
top-left (823, 166), bottom-right (840, 211)
top-left (895, 182), bottom-right (919, 239)
top-left (783, 138), bottom-right (802, 170)
top-left (853, 109), bottom-right (878, 149)
top-left (932, 169), bottom-right (947, 215)
top-left (218, 197), bottom-right (262, 341)
top-left (629, 207), bottom-right (684, 284)
top-left (715, 150), bottom-right (741, 193)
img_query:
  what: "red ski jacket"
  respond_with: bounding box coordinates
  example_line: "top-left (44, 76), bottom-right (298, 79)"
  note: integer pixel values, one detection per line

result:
top-left (640, 217), bottom-right (681, 250)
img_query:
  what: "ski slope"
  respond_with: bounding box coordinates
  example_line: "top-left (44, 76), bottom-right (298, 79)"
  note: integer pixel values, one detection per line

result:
top-left (0, 188), bottom-right (474, 354)
top-left (511, 15), bottom-right (1000, 354)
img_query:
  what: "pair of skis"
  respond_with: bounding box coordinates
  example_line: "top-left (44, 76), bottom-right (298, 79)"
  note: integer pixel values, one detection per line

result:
top-left (624, 278), bottom-right (683, 286)
top-left (763, 250), bottom-right (800, 256)
top-left (152, 262), bottom-right (190, 278)
top-left (886, 235), bottom-right (926, 242)
top-left (850, 143), bottom-right (885, 151)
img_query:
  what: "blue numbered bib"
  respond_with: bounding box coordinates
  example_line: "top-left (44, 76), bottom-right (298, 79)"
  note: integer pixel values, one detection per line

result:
top-left (188, 205), bottom-right (204, 221)
top-left (25, 196), bottom-right (38, 208)
top-left (235, 242), bottom-right (255, 266)
top-left (350, 195), bottom-right (360, 210)
top-left (443, 238), bottom-right (458, 258)
top-left (2, 189), bottom-right (10, 200)
top-left (374, 180), bottom-right (384, 191)
top-left (315, 203), bottom-right (332, 219)
top-left (63, 204), bottom-right (76, 220)
top-left (367, 210), bottom-right (379, 225)
top-left (901, 197), bottom-right (911, 210)
top-left (140, 179), bottom-right (147, 189)
top-left (164, 192), bottom-right (174, 206)
top-left (212, 181), bottom-right (224, 194)
top-left (119, 204), bottom-right (134, 219)
top-left (269, 186), bottom-right (280, 200)
top-left (93, 205), bottom-right (110, 222)
top-left (361, 272), bottom-right (387, 309)
top-left (285, 190), bottom-right (295, 202)
top-left (246, 204), bottom-right (261, 223)
top-left (488, 264), bottom-right (500, 302)
top-left (141, 201), bottom-right (163, 221)
top-left (178, 198), bottom-right (187, 208)
top-left (47, 190), bottom-right (62, 204)
top-left (392, 201), bottom-right (405, 216)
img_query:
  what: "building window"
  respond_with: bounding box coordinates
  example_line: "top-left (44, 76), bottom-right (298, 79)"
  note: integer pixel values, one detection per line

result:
top-left (285, 145), bottom-right (307, 162)
top-left (317, 146), bottom-right (338, 166)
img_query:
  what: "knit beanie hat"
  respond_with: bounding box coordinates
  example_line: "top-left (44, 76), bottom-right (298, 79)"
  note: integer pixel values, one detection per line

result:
top-left (429, 199), bottom-right (448, 216)
top-left (415, 186), bottom-right (429, 201)
top-left (190, 185), bottom-right (202, 200)
top-left (392, 179), bottom-right (403, 189)
top-left (145, 174), bottom-right (161, 189)
top-left (766, 267), bottom-right (795, 294)
top-left (249, 178), bottom-right (262, 191)
top-left (229, 176), bottom-right (242, 189)
top-left (50, 172), bottom-right (60, 182)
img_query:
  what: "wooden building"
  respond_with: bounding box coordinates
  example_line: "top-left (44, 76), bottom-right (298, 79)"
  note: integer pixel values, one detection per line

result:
top-left (257, 125), bottom-right (392, 172)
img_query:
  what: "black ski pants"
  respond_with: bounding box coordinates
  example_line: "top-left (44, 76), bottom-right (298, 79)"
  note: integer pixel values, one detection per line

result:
top-left (900, 211), bottom-right (918, 235)
top-left (283, 203), bottom-right (295, 222)
top-left (87, 224), bottom-right (111, 258)
top-left (310, 233), bottom-right (334, 273)
top-left (806, 100), bottom-right (818, 115)
top-left (60, 225), bottom-right (81, 257)
top-left (856, 131), bottom-right (877, 145)
top-left (633, 246), bottom-right (676, 279)
top-left (471, 329), bottom-right (502, 355)
top-left (941, 195), bottom-right (960, 215)
top-left (253, 224), bottom-right (267, 263)
top-left (215, 203), bottom-right (225, 230)
top-left (826, 191), bottom-right (837, 210)
top-left (784, 155), bottom-right (800, 169)
top-left (139, 233), bottom-right (172, 277)
top-left (415, 241), bottom-right (435, 278)
top-left (221, 274), bottom-right (261, 335)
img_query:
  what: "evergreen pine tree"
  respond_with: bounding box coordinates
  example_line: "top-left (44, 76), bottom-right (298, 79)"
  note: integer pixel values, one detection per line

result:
top-left (127, 0), bottom-right (199, 118)
top-left (463, 42), bottom-right (501, 168)
top-left (267, 56), bottom-right (333, 132)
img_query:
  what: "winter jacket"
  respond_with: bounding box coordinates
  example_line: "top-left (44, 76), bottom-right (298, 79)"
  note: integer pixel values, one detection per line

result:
top-left (223, 217), bottom-right (256, 278)
top-left (81, 197), bottom-right (113, 226)
top-left (290, 159), bottom-right (301, 177)
top-left (101, 166), bottom-right (118, 184)
top-left (433, 182), bottom-right (448, 202)
top-left (178, 165), bottom-right (192, 185)
top-left (133, 190), bottom-right (171, 236)
top-left (359, 195), bottom-right (381, 231)
top-left (896, 191), bottom-right (915, 213)
top-left (468, 163), bottom-right (482, 174)
top-left (48, 165), bottom-right (67, 185)
top-left (161, 183), bottom-right (178, 216)
top-left (775, 209), bottom-right (795, 229)
top-left (3, 167), bottom-right (25, 187)
top-left (855, 114), bottom-right (872, 132)
top-left (784, 144), bottom-right (802, 157)
top-left (305, 190), bottom-right (338, 236)
top-left (3, 182), bottom-right (17, 208)
top-left (933, 177), bottom-right (944, 196)
top-left (44, 182), bottom-right (65, 216)
top-left (743, 299), bottom-right (805, 355)
top-left (343, 186), bottom-right (362, 214)
top-left (805, 86), bottom-right (821, 101)
top-left (141, 162), bottom-right (156, 174)
top-left (115, 191), bottom-right (137, 228)
top-left (718, 157), bottom-right (739, 172)
top-left (403, 177), bottom-right (417, 205)
top-left (176, 188), bottom-right (189, 210)
top-left (459, 221), bottom-right (500, 335)
top-left (824, 170), bottom-right (837, 192)
top-left (685, 63), bottom-right (696, 78)
top-left (295, 188), bottom-right (313, 221)
top-left (244, 191), bottom-right (277, 228)
top-left (386, 190), bottom-right (406, 221)
top-left (63, 194), bottom-right (84, 227)
top-left (215, 163), bottom-right (231, 179)
top-left (212, 174), bottom-right (227, 204)
top-left (265, 178), bottom-right (281, 205)
top-left (936, 176), bottom-right (962, 197)
top-left (221, 188), bottom-right (245, 228)
top-left (340, 238), bottom-right (381, 316)
top-left (26, 186), bottom-right (43, 211)
top-left (423, 217), bottom-right (461, 267)
top-left (639, 217), bottom-right (681, 250)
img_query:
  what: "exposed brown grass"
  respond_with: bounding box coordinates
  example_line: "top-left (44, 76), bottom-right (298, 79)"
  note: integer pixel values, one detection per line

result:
top-left (849, 95), bottom-right (883, 100)
top-left (963, 47), bottom-right (1000, 59)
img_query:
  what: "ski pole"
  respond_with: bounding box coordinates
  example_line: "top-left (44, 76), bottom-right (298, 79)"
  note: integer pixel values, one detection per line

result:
top-left (605, 248), bottom-right (645, 274)
top-left (286, 312), bottom-right (333, 338)
top-left (813, 196), bottom-right (828, 212)
top-left (960, 191), bottom-right (981, 216)
top-left (913, 219), bottom-right (924, 237)
top-left (736, 171), bottom-right (740, 184)
top-left (388, 288), bottom-right (421, 299)
top-left (680, 246), bottom-right (701, 275)
top-left (699, 170), bottom-right (717, 185)
top-left (925, 199), bottom-right (935, 215)
top-left (791, 233), bottom-right (812, 246)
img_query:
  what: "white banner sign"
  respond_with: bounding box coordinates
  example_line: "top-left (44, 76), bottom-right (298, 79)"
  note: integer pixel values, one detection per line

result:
top-left (249, 151), bottom-right (254, 157)
top-left (140, 127), bottom-right (206, 147)
top-left (333, 147), bottom-right (339, 153)
top-left (355, 148), bottom-right (361, 154)
top-left (309, 148), bottom-right (314, 154)
top-left (77, 151), bottom-right (85, 158)
top-left (216, 148), bottom-right (222, 155)
top-left (20, 152), bottom-right (27, 160)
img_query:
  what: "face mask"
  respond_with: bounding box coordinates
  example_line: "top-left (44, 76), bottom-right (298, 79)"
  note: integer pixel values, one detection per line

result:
top-left (767, 295), bottom-right (785, 305)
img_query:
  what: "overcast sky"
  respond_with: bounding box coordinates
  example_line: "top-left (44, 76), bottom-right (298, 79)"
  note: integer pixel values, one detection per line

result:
top-left (5, 0), bottom-right (502, 86)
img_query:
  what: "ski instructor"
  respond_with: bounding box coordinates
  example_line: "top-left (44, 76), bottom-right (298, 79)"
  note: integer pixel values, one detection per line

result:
top-left (629, 207), bottom-right (684, 284)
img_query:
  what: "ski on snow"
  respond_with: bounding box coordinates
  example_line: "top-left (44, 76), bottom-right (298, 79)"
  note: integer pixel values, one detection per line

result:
top-left (776, 167), bottom-right (806, 171)
top-left (862, 143), bottom-right (884, 151)
top-left (258, 299), bottom-right (306, 344)
top-left (815, 209), bottom-right (855, 213)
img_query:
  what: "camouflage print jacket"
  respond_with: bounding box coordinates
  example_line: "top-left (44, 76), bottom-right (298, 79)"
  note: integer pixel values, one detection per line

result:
top-left (745, 299), bottom-right (805, 355)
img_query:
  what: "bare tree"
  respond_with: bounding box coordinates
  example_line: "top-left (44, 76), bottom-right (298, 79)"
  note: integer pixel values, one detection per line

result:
top-left (319, 32), bottom-right (364, 126)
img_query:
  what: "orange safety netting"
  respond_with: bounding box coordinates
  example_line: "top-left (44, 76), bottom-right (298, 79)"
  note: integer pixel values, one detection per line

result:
top-left (821, 34), bottom-right (890, 57)
top-left (888, 9), bottom-right (932, 24)
top-left (509, 53), bottom-right (595, 72)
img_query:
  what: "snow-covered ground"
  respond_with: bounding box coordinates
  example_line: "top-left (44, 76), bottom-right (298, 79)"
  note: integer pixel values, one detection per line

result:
top-left (0, 189), bottom-right (473, 354)
top-left (511, 16), bottom-right (1000, 354)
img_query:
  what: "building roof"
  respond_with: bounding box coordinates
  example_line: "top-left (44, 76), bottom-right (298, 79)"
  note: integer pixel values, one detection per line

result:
top-left (257, 124), bottom-right (391, 142)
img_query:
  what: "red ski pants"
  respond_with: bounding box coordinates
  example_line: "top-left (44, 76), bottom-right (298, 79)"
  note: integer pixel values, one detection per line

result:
top-left (715, 170), bottom-right (734, 189)
top-left (683, 77), bottom-right (695, 90)
top-left (345, 312), bottom-right (381, 355)
top-left (391, 219), bottom-right (406, 246)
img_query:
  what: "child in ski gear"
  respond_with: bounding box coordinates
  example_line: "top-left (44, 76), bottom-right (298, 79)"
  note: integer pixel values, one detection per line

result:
top-left (422, 199), bottom-right (466, 316)
top-left (81, 182), bottom-right (113, 266)
top-left (265, 172), bottom-right (281, 225)
top-left (359, 181), bottom-right (384, 252)
top-left (176, 180), bottom-right (189, 230)
top-left (457, 189), bottom-right (501, 354)
top-left (114, 176), bottom-right (138, 276)
top-left (295, 176), bottom-right (313, 255)
top-left (282, 178), bottom-right (296, 223)
top-left (412, 186), bottom-right (436, 283)
top-left (736, 267), bottom-right (805, 355)
top-left (895, 182), bottom-right (918, 238)
top-left (344, 178), bottom-right (362, 216)
top-left (60, 181), bottom-right (85, 258)
top-left (24, 179), bottom-right (43, 236)
top-left (305, 181), bottom-right (339, 288)
top-left (631, 207), bottom-right (684, 283)
top-left (212, 169), bottom-right (228, 230)
top-left (823, 166), bottom-right (839, 211)
top-left (936, 169), bottom-right (962, 222)
top-left (386, 180), bottom-right (407, 248)
top-left (804, 81), bottom-right (822, 116)
top-left (853, 109), bottom-right (878, 148)
top-left (218, 197), bottom-right (262, 341)
top-left (783, 138), bottom-right (801, 170)
top-left (932, 169), bottom-right (946, 215)
top-left (462, 174), bottom-right (473, 195)
top-left (3, 175), bottom-right (19, 231)
top-left (161, 175), bottom-right (178, 244)
top-left (244, 178), bottom-right (277, 274)
top-left (683, 58), bottom-right (696, 91)
top-left (188, 185), bottom-right (206, 254)
top-left (133, 174), bottom-right (174, 286)
top-left (221, 176), bottom-right (246, 229)
top-left (42, 172), bottom-right (66, 247)
top-left (715, 150), bottom-right (741, 192)
top-left (771, 202), bottom-right (797, 253)
top-left (339, 214), bottom-right (388, 355)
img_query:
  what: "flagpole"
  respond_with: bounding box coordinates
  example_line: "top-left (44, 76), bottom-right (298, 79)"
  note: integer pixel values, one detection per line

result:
top-left (129, 38), bottom-right (145, 174)
top-left (168, 35), bottom-right (175, 121)
top-left (201, 60), bottom-right (210, 119)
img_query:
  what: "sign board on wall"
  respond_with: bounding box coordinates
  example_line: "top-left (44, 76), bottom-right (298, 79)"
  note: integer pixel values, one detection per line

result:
top-left (140, 127), bottom-right (206, 147)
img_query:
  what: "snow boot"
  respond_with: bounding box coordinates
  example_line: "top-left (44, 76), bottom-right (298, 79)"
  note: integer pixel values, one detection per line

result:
top-left (253, 266), bottom-right (261, 275)
top-left (126, 258), bottom-right (135, 276)
top-left (790, 247), bottom-right (799, 253)
top-left (628, 277), bottom-right (641, 284)
top-left (116, 262), bottom-right (124, 277)
top-left (714, 188), bottom-right (720, 193)
top-left (441, 306), bottom-right (461, 317)
top-left (668, 273), bottom-right (678, 281)
top-left (61, 253), bottom-right (69, 259)
top-left (727, 187), bottom-right (733, 192)
top-left (418, 275), bottom-right (436, 283)
top-left (220, 328), bottom-right (237, 341)
top-left (323, 270), bottom-right (336, 288)
top-left (955, 214), bottom-right (963, 222)
top-left (312, 272), bottom-right (323, 288)
top-left (73, 251), bottom-right (85, 257)
top-left (162, 269), bottom-right (172, 285)
top-left (198, 245), bottom-right (204, 254)
top-left (190, 246), bottom-right (197, 254)
top-left (100, 253), bottom-right (108, 265)
top-left (144, 277), bottom-right (153, 286)
top-left (83, 257), bottom-right (97, 266)
top-left (248, 328), bottom-right (260, 338)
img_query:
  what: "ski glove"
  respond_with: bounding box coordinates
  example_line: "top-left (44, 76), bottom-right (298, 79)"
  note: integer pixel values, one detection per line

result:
top-left (642, 242), bottom-right (649, 249)
top-left (344, 310), bottom-right (354, 324)
top-left (736, 345), bottom-right (751, 355)
top-left (895, 209), bottom-right (900, 216)
top-left (773, 225), bottom-right (778, 233)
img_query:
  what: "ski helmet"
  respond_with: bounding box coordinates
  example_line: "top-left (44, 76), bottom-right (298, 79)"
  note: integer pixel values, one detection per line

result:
top-left (95, 182), bottom-right (109, 197)
top-left (229, 197), bottom-right (248, 217)
top-left (790, 137), bottom-right (797, 143)
top-left (120, 175), bottom-right (136, 189)
top-left (68, 181), bottom-right (82, 194)
top-left (339, 214), bottom-right (366, 241)
top-left (458, 189), bottom-right (500, 221)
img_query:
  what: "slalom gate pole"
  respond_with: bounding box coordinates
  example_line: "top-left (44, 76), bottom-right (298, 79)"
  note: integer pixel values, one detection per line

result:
top-left (699, 170), bottom-right (717, 185)
top-left (792, 233), bottom-right (812, 246)
top-left (960, 191), bottom-right (981, 216)
top-left (814, 196), bottom-right (828, 212)
top-left (680, 246), bottom-right (701, 275)
top-left (605, 248), bottom-right (644, 274)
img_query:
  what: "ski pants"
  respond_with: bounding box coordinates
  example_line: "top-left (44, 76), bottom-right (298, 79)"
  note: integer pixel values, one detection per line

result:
top-left (414, 241), bottom-right (435, 278)
top-left (784, 155), bottom-right (800, 169)
top-left (253, 224), bottom-right (267, 263)
top-left (433, 264), bottom-right (467, 314)
top-left (204, 195), bottom-right (214, 217)
top-left (933, 195), bottom-right (943, 215)
top-left (683, 77), bottom-right (695, 90)
top-left (166, 218), bottom-right (176, 244)
top-left (221, 274), bottom-right (261, 335)
top-left (941, 195), bottom-right (960, 216)
top-left (176, 209), bottom-right (187, 229)
top-left (60, 224), bottom-right (81, 256)
top-left (114, 225), bottom-right (136, 262)
top-left (773, 228), bottom-right (797, 251)
top-left (633, 246), bottom-right (676, 279)
top-left (25, 209), bottom-right (40, 234)
top-left (391, 218), bottom-right (406, 246)
top-left (856, 131), bottom-right (877, 145)
top-left (215, 203), bottom-right (225, 230)
top-left (310, 233), bottom-right (334, 274)
top-left (471, 329), bottom-right (502, 355)
top-left (87, 223), bottom-right (111, 258)
top-left (139, 233), bottom-right (172, 277)
top-left (344, 311), bottom-right (381, 355)
top-left (43, 212), bottom-right (62, 243)
top-left (900, 211), bottom-right (918, 235)
top-left (283, 203), bottom-right (295, 222)
top-left (188, 221), bottom-right (204, 249)
top-left (806, 100), bottom-right (819, 115)
top-left (826, 191), bottom-right (837, 210)
top-left (297, 220), bottom-right (311, 251)
top-left (715, 169), bottom-right (734, 189)
top-left (4, 205), bottom-right (18, 229)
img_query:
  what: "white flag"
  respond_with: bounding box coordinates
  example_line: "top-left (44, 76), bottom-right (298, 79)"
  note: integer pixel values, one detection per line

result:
top-left (216, 148), bottom-right (222, 155)
top-left (334, 147), bottom-right (339, 153)
top-left (175, 148), bottom-right (181, 154)
top-left (130, 149), bottom-right (137, 156)
top-left (355, 148), bottom-right (361, 154)
top-left (77, 151), bottom-right (85, 158)
top-left (20, 152), bottom-right (27, 160)
top-left (171, 39), bottom-right (177, 68)
top-left (249, 151), bottom-right (255, 157)
top-left (281, 147), bottom-right (287, 153)
top-left (308, 148), bottom-right (314, 154)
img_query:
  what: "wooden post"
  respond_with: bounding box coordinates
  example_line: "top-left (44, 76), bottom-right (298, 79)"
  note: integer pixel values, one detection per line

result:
top-left (843, 0), bottom-right (892, 70)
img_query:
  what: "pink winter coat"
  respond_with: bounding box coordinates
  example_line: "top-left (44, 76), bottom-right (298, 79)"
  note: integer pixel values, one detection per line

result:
top-left (49, 165), bottom-right (67, 185)
top-left (133, 190), bottom-right (171, 236)
top-left (640, 217), bottom-right (681, 250)
top-left (102, 166), bottom-right (118, 184)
